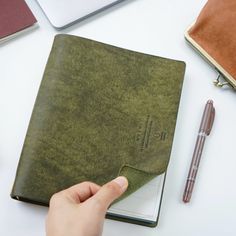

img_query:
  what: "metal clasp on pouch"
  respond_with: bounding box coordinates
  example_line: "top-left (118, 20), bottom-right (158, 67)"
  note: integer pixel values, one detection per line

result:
top-left (213, 73), bottom-right (229, 88)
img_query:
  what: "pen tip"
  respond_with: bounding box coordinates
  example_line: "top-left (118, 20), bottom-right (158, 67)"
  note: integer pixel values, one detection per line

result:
top-left (183, 198), bottom-right (189, 203)
top-left (183, 193), bottom-right (191, 203)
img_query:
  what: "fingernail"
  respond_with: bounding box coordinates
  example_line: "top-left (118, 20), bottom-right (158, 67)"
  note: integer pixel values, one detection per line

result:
top-left (113, 176), bottom-right (128, 191)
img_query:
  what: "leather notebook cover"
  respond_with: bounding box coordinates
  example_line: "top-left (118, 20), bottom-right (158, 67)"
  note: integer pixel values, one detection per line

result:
top-left (0, 0), bottom-right (37, 42)
top-left (185, 0), bottom-right (236, 89)
top-left (11, 34), bottom-right (185, 211)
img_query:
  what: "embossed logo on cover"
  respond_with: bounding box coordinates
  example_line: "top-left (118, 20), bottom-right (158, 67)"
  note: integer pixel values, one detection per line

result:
top-left (135, 115), bottom-right (167, 151)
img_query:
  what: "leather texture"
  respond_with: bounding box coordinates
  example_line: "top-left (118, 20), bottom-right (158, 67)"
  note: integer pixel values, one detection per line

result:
top-left (188, 0), bottom-right (236, 83)
top-left (11, 34), bottom-right (186, 205)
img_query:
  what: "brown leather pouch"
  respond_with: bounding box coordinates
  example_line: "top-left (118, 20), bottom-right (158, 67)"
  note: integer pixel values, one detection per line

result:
top-left (185, 0), bottom-right (236, 89)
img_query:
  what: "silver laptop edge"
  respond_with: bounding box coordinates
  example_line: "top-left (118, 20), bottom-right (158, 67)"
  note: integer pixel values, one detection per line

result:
top-left (36, 0), bottom-right (126, 29)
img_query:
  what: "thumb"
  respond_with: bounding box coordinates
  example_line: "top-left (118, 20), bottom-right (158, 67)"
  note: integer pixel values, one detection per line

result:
top-left (90, 176), bottom-right (128, 211)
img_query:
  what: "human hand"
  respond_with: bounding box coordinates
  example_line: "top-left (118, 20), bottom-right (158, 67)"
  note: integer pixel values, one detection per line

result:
top-left (46, 176), bottom-right (128, 236)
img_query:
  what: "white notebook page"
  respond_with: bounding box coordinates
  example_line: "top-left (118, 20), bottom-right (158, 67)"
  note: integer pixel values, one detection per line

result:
top-left (107, 174), bottom-right (165, 222)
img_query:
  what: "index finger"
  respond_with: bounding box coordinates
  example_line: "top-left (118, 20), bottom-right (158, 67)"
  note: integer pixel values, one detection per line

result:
top-left (62, 182), bottom-right (101, 203)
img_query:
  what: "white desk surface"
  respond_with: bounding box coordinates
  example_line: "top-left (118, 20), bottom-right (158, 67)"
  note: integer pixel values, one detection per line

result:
top-left (1, 0), bottom-right (236, 235)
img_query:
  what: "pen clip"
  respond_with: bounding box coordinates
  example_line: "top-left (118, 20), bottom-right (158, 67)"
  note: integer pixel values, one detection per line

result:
top-left (206, 106), bottom-right (215, 135)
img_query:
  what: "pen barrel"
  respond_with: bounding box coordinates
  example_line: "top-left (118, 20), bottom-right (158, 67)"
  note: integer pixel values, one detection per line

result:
top-left (183, 134), bottom-right (206, 202)
top-left (189, 134), bottom-right (206, 176)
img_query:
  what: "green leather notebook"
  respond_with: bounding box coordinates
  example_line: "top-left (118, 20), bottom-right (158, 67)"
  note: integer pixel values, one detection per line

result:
top-left (11, 34), bottom-right (185, 227)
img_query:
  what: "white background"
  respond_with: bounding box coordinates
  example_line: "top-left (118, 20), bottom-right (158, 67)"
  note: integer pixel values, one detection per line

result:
top-left (0, 0), bottom-right (236, 235)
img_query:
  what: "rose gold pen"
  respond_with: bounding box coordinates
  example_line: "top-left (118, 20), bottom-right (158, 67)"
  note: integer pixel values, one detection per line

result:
top-left (183, 100), bottom-right (215, 203)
